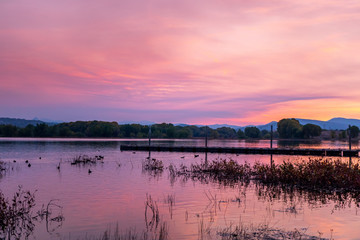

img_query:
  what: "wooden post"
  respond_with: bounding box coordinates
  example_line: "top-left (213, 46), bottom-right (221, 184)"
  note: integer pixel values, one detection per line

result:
top-left (349, 125), bottom-right (352, 150)
top-left (270, 125), bottom-right (273, 149)
top-left (205, 126), bottom-right (208, 149)
top-left (270, 125), bottom-right (274, 167)
top-left (148, 125), bottom-right (152, 146)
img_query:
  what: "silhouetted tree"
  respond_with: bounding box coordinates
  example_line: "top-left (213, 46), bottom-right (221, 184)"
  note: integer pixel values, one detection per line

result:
top-left (216, 127), bottom-right (237, 139)
top-left (349, 126), bottom-right (360, 138)
top-left (237, 129), bottom-right (245, 139)
top-left (277, 118), bottom-right (303, 139)
top-left (302, 124), bottom-right (322, 139)
top-left (244, 126), bottom-right (260, 138)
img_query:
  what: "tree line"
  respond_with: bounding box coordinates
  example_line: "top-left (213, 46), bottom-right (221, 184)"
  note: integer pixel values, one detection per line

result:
top-left (0, 119), bottom-right (357, 139)
top-left (0, 121), bottom-right (274, 139)
top-left (277, 118), bottom-right (359, 139)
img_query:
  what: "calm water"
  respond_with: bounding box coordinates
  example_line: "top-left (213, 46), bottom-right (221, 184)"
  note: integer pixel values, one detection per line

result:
top-left (0, 138), bottom-right (360, 239)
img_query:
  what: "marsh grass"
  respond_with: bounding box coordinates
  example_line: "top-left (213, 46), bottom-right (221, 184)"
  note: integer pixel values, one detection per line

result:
top-left (163, 194), bottom-right (175, 219)
top-left (145, 194), bottom-right (160, 231)
top-left (143, 158), bottom-right (164, 172)
top-left (70, 155), bottom-right (103, 166)
top-left (0, 186), bottom-right (36, 240)
top-left (142, 158), bottom-right (164, 178)
top-left (171, 158), bottom-right (360, 193)
top-left (170, 159), bottom-right (252, 185)
top-left (253, 158), bottom-right (360, 191)
top-left (0, 186), bottom-right (64, 240)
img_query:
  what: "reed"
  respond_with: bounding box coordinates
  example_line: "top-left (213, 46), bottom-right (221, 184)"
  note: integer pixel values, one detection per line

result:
top-left (171, 158), bottom-right (360, 192)
top-left (70, 155), bottom-right (103, 166)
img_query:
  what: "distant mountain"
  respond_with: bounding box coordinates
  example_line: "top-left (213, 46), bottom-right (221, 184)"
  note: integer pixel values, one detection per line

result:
top-left (254, 121), bottom-right (278, 131)
top-left (0, 118), bottom-right (46, 128)
top-left (327, 118), bottom-right (360, 129)
top-left (174, 122), bottom-right (277, 131)
top-left (118, 120), bottom-right (156, 125)
top-left (296, 118), bottom-right (360, 130)
top-left (176, 118), bottom-right (360, 131)
top-left (32, 117), bottom-right (63, 124)
top-left (208, 124), bottom-right (242, 130)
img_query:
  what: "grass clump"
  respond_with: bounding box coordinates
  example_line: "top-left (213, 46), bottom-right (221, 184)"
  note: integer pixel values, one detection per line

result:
top-left (142, 158), bottom-right (164, 174)
top-left (253, 158), bottom-right (360, 191)
top-left (70, 155), bottom-right (103, 166)
top-left (0, 187), bottom-right (65, 240)
top-left (0, 186), bottom-right (36, 240)
top-left (171, 158), bottom-right (360, 192)
top-left (174, 159), bottom-right (252, 184)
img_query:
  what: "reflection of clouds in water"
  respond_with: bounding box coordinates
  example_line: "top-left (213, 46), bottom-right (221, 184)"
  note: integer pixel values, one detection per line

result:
top-left (0, 139), bottom-right (360, 239)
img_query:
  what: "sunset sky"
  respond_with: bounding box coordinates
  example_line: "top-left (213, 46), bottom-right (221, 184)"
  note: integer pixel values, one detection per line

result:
top-left (1, 0), bottom-right (360, 125)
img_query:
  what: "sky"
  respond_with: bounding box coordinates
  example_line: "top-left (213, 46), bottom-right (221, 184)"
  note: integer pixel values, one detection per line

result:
top-left (1, 0), bottom-right (360, 125)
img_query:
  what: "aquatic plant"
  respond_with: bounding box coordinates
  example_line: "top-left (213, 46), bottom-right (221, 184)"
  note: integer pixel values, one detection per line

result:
top-left (145, 194), bottom-right (160, 231)
top-left (173, 159), bottom-right (252, 185)
top-left (70, 155), bottom-right (103, 166)
top-left (253, 158), bottom-right (360, 191)
top-left (163, 194), bottom-right (175, 219)
top-left (171, 157), bottom-right (360, 193)
top-left (0, 187), bottom-right (64, 240)
top-left (0, 186), bottom-right (36, 240)
top-left (142, 158), bottom-right (164, 173)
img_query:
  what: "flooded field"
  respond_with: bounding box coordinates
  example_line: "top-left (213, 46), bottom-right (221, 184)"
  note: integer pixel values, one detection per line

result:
top-left (0, 138), bottom-right (360, 239)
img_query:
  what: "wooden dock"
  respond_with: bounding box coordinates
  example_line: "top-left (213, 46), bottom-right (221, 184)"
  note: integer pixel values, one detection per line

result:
top-left (120, 145), bottom-right (359, 157)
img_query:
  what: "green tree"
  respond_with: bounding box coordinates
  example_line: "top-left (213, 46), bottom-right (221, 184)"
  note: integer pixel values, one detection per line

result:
top-left (237, 129), bottom-right (245, 139)
top-left (339, 130), bottom-right (347, 139)
top-left (34, 123), bottom-right (49, 137)
top-left (176, 128), bottom-right (192, 138)
top-left (216, 127), bottom-right (237, 139)
top-left (277, 118), bottom-right (303, 139)
top-left (330, 130), bottom-right (336, 139)
top-left (349, 126), bottom-right (360, 138)
top-left (302, 124), bottom-right (322, 139)
top-left (0, 124), bottom-right (18, 137)
top-left (18, 124), bottom-right (35, 137)
top-left (166, 125), bottom-right (176, 138)
top-left (244, 127), bottom-right (260, 138)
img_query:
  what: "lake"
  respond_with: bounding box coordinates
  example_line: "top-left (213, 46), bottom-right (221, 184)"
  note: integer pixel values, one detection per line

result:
top-left (0, 138), bottom-right (360, 239)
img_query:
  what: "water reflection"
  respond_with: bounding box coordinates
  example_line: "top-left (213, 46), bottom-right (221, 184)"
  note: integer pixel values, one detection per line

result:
top-left (1, 139), bottom-right (360, 239)
top-left (277, 139), bottom-right (322, 148)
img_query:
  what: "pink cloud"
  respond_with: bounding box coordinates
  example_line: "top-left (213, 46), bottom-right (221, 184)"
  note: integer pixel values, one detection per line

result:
top-left (1, 0), bottom-right (360, 125)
